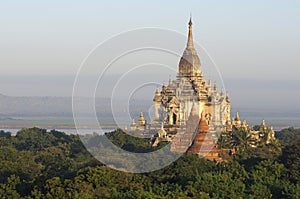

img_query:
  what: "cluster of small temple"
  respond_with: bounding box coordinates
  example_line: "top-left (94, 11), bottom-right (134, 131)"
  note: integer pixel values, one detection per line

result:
top-left (129, 18), bottom-right (277, 161)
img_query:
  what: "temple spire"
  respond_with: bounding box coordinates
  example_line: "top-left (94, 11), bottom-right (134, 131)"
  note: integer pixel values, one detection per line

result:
top-left (235, 111), bottom-right (240, 121)
top-left (187, 17), bottom-right (194, 48)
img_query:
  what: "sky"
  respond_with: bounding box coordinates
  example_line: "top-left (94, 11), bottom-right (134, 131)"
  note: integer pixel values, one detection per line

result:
top-left (0, 0), bottom-right (299, 112)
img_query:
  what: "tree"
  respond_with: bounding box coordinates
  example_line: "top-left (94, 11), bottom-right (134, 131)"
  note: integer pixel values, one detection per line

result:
top-left (0, 130), bottom-right (11, 138)
top-left (0, 127), bottom-right (298, 198)
top-left (280, 137), bottom-right (300, 183)
top-left (248, 160), bottom-right (286, 198)
top-left (0, 175), bottom-right (21, 199)
top-left (232, 129), bottom-right (255, 153)
top-left (44, 177), bottom-right (67, 199)
top-left (276, 127), bottom-right (300, 145)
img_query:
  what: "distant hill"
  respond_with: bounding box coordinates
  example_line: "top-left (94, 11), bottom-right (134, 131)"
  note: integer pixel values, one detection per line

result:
top-left (0, 93), bottom-right (299, 128)
top-left (0, 94), bottom-right (72, 117)
top-left (0, 94), bottom-right (152, 119)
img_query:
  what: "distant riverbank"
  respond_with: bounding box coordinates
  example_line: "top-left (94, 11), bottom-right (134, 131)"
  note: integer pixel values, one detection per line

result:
top-left (0, 116), bottom-right (299, 132)
top-left (1, 128), bottom-right (115, 135)
top-left (0, 116), bottom-right (119, 130)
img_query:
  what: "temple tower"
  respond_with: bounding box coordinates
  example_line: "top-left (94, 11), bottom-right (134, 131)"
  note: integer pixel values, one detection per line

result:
top-left (178, 17), bottom-right (202, 78)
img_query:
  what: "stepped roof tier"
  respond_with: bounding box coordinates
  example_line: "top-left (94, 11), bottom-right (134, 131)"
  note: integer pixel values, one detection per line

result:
top-left (187, 112), bottom-right (220, 161)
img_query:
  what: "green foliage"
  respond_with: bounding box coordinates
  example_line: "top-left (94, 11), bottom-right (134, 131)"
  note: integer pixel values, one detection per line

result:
top-left (280, 137), bottom-right (300, 184)
top-left (15, 127), bottom-right (52, 151)
top-left (276, 127), bottom-right (300, 145)
top-left (0, 175), bottom-right (21, 199)
top-left (231, 129), bottom-right (255, 152)
top-left (0, 130), bottom-right (11, 138)
top-left (247, 160), bottom-right (284, 198)
top-left (105, 129), bottom-right (165, 153)
top-left (0, 128), bottom-right (299, 198)
top-left (0, 146), bottom-right (42, 182)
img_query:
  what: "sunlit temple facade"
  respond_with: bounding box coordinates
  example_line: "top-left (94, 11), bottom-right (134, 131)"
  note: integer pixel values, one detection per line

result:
top-left (131, 18), bottom-right (230, 133)
top-left (130, 18), bottom-right (276, 156)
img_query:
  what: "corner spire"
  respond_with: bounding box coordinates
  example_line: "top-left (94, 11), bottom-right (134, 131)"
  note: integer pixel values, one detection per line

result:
top-left (187, 17), bottom-right (194, 48)
top-left (235, 111), bottom-right (240, 121)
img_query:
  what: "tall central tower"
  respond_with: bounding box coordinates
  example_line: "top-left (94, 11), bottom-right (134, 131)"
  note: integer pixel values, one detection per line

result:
top-left (178, 18), bottom-right (202, 78)
top-left (131, 18), bottom-right (231, 145)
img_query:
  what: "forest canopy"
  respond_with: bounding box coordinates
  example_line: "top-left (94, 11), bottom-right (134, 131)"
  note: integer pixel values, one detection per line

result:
top-left (0, 127), bottom-right (299, 199)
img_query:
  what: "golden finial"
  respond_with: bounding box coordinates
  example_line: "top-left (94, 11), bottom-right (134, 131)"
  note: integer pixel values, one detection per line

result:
top-left (187, 15), bottom-right (194, 48)
top-left (189, 13), bottom-right (192, 26)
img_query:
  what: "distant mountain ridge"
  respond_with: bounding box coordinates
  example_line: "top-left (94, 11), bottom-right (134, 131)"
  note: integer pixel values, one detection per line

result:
top-left (0, 93), bottom-right (299, 128)
top-left (0, 94), bottom-right (73, 117)
top-left (0, 93), bottom-right (152, 118)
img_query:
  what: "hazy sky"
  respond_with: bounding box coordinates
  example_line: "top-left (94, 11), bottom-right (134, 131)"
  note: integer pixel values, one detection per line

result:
top-left (0, 0), bottom-right (299, 112)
